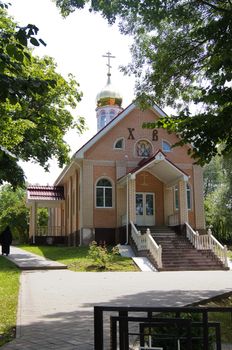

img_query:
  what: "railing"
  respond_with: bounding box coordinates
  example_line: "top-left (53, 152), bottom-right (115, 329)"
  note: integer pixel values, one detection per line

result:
top-left (186, 223), bottom-right (228, 268)
top-left (168, 213), bottom-right (179, 226)
top-left (94, 305), bottom-right (232, 350)
top-left (130, 221), bottom-right (162, 269)
top-left (186, 222), bottom-right (200, 248)
top-left (131, 221), bottom-right (147, 250)
top-left (36, 226), bottom-right (64, 236)
top-left (146, 229), bottom-right (162, 269)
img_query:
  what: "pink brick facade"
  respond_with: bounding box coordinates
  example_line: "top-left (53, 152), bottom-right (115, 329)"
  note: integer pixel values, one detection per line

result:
top-left (52, 103), bottom-right (205, 244)
top-left (27, 102), bottom-right (205, 245)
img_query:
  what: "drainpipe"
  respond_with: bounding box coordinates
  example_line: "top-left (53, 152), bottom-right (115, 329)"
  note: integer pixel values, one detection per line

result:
top-left (125, 173), bottom-right (131, 245)
top-left (73, 161), bottom-right (82, 247)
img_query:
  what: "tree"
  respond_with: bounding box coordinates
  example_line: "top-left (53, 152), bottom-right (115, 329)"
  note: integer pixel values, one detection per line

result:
top-left (0, 5), bottom-right (85, 187)
top-left (204, 153), bottom-right (232, 243)
top-left (0, 184), bottom-right (29, 242)
top-left (55, 0), bottom-right (232, 165)
top-left (203, 155), bottom-right (222, 197)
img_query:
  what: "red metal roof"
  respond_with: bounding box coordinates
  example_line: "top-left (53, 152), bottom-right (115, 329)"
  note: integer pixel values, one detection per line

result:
top-left (27, 186), bottom-right (64, 201)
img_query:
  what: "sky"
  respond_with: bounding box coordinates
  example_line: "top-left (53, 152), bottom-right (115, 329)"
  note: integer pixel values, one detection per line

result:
top-left (8, 0), bottom-right (136, 185)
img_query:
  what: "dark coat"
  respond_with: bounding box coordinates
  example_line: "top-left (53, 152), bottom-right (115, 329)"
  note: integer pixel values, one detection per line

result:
top-left (0, 226), bottom-right (12, 246)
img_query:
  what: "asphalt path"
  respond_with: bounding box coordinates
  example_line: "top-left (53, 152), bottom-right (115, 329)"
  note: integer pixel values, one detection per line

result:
top-left (2, 247), bottom-right (232, 349)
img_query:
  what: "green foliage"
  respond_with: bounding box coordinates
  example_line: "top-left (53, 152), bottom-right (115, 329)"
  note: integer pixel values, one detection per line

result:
top-left (198, 294), bottom-right (232, 344)
top-left (203, 156), bottom-right (223, 197)
top-left (37, 208), bottom-right (48, 227)
top-left (88, 241), bottom-right (111, 270)
top-left (143, 312), bottom-right (214, 350)
top-left (204, 154), bottom-right (232, 243)
top-left (0, 6), bottom-right (86, 187)
top-left (87, 241), bottom-right (122, 270)
top-left (0, 149), bottom-right (25, 188)
top-left (0, 257), bottom-right (20, 346)
top-left (56, 0), bottom-right (232, 164)
top-left (0, 184), bottom-right (29, 243)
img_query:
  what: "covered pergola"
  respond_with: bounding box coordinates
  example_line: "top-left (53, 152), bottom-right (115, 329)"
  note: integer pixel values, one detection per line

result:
top-left (27, 186), bottom-right (65, 244)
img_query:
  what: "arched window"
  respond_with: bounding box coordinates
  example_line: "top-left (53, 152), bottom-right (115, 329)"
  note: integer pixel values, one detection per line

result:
top-left (99, 110), bottom-right (107, 129)
top-left (114, 138), bottom-right (124, 150)
top-left (96, 179), bottom-right (112, 208)
top-left (162, 140), bottom-right (172, 152)
top-left (109, 109), bottom-right (115, 119)
top-left (186, 183), bottom-right (191, 210)
top-left (136, 140), bottom-right (152, 158)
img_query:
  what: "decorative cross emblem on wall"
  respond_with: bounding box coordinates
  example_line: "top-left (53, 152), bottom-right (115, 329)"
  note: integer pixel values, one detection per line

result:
top-left (141, 173), bottom-right (149, 186)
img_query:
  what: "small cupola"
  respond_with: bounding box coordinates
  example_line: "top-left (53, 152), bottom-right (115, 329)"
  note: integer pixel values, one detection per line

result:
top-left (96, 52), bottom-right (123, 131)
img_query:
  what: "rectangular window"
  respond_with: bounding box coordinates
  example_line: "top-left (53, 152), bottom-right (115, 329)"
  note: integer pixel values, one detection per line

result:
top-left (187, 185), bottom-right (191, 210)
top-left (174, 185), bottom-right (179, 210)
top-left (96, 188), bottom-right (104, 207)
top-left (105, 188), bottom-right (112, 207)
top-left (136, 194), bottom-right (143, 215)
top-left (146, 194), bottom-right (154, 216)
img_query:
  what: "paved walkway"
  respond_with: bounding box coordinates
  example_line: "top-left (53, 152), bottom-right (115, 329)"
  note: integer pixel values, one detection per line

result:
top-left (119, 244), bottom-right (157, 271)
top-left (6, 246), bottom-right (67, 270)
top-left (2, 247), bottom-right (232, 349)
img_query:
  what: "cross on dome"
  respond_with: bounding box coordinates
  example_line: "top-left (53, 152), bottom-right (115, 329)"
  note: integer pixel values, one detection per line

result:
top-left (96, 52), bottom-right (123, 131)
top-left (102, 51), bottom-right (115, 78)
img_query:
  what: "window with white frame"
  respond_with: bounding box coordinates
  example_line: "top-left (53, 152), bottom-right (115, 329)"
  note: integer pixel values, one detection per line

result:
top-left (96, 179), bottom-right (112, 208)
top-left (162, 140), bottom-right (172, 152)
top-left (174, 185), bottom-right (179, 210)
top-left (186, 183), bottom-right (191, 210)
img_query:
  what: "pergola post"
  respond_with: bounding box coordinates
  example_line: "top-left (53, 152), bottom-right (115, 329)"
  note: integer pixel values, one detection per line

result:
top-left (30, 202), bottom-right (37, 244)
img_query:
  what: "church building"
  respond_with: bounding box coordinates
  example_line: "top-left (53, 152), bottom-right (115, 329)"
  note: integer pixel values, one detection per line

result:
top-left (27, 53), bottom-right (206, 248)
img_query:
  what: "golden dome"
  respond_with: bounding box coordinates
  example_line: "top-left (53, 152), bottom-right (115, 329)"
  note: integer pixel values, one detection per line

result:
top-left (96, 75), bottom-right (123, 108)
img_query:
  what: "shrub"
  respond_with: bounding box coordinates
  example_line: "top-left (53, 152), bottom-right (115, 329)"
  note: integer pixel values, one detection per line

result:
top-left (88, 241), bottom-right (119, 270)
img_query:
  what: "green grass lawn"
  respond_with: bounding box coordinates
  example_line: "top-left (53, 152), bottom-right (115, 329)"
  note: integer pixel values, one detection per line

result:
top-left (19, 245), bottom-right (139, 272)
top-left (0, 245), bottom-right (231, 347)
top-left (198, 293), bottom-right (232, 344)
top-left (0, 257), bottom-right (20, 346)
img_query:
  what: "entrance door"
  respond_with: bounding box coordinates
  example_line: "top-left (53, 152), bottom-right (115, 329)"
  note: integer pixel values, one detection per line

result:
top-left (136, 192), bottom-right (155, 226)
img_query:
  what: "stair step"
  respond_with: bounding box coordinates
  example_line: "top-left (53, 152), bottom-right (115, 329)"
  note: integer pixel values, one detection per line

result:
top-left (134, 225), bottom-right (226, 271)
top-left (160, 267), bottom-right (227, 271)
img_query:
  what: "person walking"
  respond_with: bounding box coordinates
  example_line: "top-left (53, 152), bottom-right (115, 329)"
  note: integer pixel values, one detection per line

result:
top-left (0, 225), bottom-right (13, 256)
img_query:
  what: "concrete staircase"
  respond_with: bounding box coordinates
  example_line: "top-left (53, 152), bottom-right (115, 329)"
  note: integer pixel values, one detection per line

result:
top-left (137, 226), bottom-right (227, 271)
